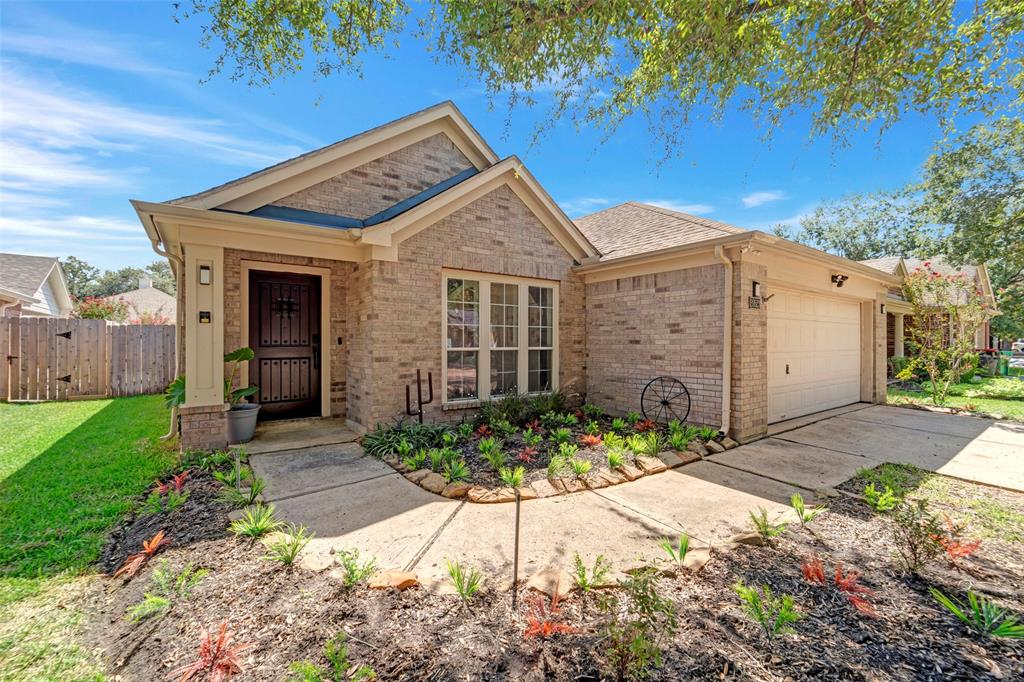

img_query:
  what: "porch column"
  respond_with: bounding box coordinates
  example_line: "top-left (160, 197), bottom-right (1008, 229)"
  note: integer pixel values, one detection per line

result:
top-left (181, 243), bottom-right (227, 450)
top-left (894, 313), bottom-right (905, 357)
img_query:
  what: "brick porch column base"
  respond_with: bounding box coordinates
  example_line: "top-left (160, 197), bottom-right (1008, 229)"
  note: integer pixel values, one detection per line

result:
top-left (180, 404), bottom-right (228, 451)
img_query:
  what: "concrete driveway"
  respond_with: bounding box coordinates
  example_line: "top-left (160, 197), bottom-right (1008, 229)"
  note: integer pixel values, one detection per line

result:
top-left (249, 403), bottom-right (1024, 584)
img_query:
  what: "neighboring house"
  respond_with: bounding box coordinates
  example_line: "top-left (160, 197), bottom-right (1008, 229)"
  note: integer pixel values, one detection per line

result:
top-left (102, 277), bottom-right (177, 324)
top-left (859, 256), bottom-right (995, 360)
top-left (0, 252), bottom-right (73, 318)
top-left (133, 102), bottom-right (899, 451)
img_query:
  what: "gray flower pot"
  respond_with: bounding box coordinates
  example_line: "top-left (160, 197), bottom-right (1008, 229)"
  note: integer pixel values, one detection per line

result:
top-left (226, 403), bottom-right (261, 444)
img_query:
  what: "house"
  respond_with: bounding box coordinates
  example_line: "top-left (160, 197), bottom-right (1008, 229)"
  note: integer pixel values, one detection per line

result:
top-left (0, 252), bottom-right (73, 318)
top-left (102, 277), bottom-right (176, 324)
top-left (859, 256), bottom-right (995, 361)
top-left (132, 102), bottom-right (899, 451)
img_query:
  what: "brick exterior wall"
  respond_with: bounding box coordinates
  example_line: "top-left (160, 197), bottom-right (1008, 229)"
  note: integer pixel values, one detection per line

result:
top-left (350, 183), bottom-right (587, 427)
top-left (585, 264), bottom-right (724, 426)
top-left (886, 312), bottom-right (895, 358)
top-left (276, 133), bottom-right (473, 220)
top-left (180, 404), bottom-right (227, 450)
top-left (730, 259), bottom-right (768, 442)
top-left (222, 249), bottom-right (354, 419)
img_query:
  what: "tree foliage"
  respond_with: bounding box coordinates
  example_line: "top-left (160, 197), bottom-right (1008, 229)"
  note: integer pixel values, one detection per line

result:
top-left (178, 0), bottom-right (1023, 152)
top-left (774, 191), bottom-right (926, 261)
top-left (59, 258), bottom-right (176, 299)
top-left (899, 263), bottom-right (994, 404)
top-left (918, 118), bottom-right (1024, 339)
top-left (782, 117), bottom-right (1023, 339)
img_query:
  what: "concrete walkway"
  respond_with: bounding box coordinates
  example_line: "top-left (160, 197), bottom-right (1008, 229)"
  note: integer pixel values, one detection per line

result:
top-left (249, 403), bottom-right (1024, 584)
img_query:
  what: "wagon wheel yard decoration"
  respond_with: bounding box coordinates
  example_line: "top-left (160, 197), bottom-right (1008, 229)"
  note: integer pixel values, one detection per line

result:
top-left (641, 376), bottom-right (692, 425)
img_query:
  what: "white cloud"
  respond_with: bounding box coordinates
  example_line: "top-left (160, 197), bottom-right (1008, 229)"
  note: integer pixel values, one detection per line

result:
top-left (0, 68), bottom-right (302, 169)
top-left (741, 190), bottom-right (786, 208)
top-left (559, 196), bottom-right (611, 216)
top-left (641, 199), bottom-right (715, 215)
top-left (1, 30), bottom-right (186, 78)
top-left (0, 215), bottom-right (143, 240)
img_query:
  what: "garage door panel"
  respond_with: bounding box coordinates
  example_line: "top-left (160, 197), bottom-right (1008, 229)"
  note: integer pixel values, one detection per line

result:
top-left (767, 289), bottom-right (861, 423)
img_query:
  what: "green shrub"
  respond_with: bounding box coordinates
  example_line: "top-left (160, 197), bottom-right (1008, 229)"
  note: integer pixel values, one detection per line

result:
top-left (442, 458), bottom-right (471, 484)
top-left (572, 552), bottom-right (612, 593)
top-left (659, 535), bottom-right (689, 566)
top-left (891, 499), bottom-right (944, 573)
top-left (864, 483), bottom-right (899, 512)
top-left (126, 560), bottom-right (207, 621)
top-left (598, 568), bottom-right (678, 682)
top-left (447, 559), bottom-right (483, 605)
top-left (337, 549), bottom-right (376, 588)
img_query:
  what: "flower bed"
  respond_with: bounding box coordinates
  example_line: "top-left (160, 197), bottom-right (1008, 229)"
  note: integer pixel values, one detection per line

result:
top-left (363, 396), bottom-right (735, 502)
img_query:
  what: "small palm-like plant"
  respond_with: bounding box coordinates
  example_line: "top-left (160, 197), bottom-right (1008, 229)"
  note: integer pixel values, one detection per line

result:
top-left (733, 581), bottom-right (801, 641)
top-left (522, 428), bottom-right (543, 448)
top-left (659, 534), bottom-right (690, 566)
top-left (262, 523), bottom-right (313, 566)
top-left (499, 465), bottom-right (525, 488)
top-left (609, 417), bottom-right (628, 432)
top-left (790, 493), bottom-right (826, 526)
top-left (447, 559), bottom-right (483, 606)
top-left (557, 441), bottom-right (579, 459)
top-left (547, 454), bottom-right (567, 479)
top-left (626, 432), bottom-right (661, 456)
top-left (666, 431), bottom-right (690, 451)
top-left (442, 457), bottom-right (471, 484)
top-left (607, 448), bottom-right (625, 469)
top-left (930, 588), bottom-right (1024, 638)
top-left (698, 425), bottom-right (719, 441)
top-left (230, 504), bottom-right (282, 539)
top-left (549, 427), bottom-right (573, 445)
top-left (749, 507), bottom-right (788, 544)
top-left (569, 458), bottom-right (592, 478)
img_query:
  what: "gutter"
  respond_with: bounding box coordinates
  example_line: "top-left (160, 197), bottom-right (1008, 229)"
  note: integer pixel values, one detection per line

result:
top-left (715, 246), bottom-right (733, 437)
top-left (142, 213), bottom-right (185, 441)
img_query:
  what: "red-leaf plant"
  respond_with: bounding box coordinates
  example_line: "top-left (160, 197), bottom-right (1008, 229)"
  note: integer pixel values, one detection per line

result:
top-left (171, 470), bottom-right (189, 493)
top-left (934, 515), bottom-right (982, 566)
top-left (475, 424), bottom-right (493, 438)
top-left (579, 434), bottom-right (603, 448)
top-left (634, 419), bottom-right (657, 432)
top-left (523, 592), bottom-right (577, 641)
top-left (113, 530), bottom-right (170, 580)
top-left (171, 621), bottom-right (249, 682)
top-left (153, 479), bottom-right (171, 495)
top-left (525, 419), bottom-right (543, 434)
top-left (801, 556), bottom-right (876, 617)
top-left (518, 447), bottom-right (539, 464)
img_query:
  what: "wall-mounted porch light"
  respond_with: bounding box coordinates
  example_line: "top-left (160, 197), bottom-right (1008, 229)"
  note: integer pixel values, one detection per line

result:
top-left (198, 264), bottom-right (211, 285)
top-left (752, 281), bottom-right (762, 298)
top-left (880, 303), bottom-right (887, 315)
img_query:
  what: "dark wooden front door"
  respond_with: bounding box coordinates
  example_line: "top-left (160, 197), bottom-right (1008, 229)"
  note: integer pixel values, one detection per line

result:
top-left (248, 270), bottom-right (321, 420)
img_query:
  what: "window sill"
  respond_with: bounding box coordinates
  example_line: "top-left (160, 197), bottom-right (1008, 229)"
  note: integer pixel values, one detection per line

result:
top-left (442, 399), bottom-right (481, 411)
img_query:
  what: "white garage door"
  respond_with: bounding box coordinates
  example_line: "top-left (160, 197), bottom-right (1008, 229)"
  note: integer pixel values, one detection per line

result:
top-left (767, 288), bottom-right (861, 423)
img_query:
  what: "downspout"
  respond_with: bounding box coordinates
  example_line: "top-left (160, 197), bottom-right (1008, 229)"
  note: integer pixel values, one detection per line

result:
top-left (148, 224), bottom-right (185, 441)
top-left (715, 246), bottom-right (733, 437)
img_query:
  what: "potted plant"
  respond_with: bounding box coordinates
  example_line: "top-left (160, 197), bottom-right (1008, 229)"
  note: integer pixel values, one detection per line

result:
top-left (224, 347), bottom-right (260, 444)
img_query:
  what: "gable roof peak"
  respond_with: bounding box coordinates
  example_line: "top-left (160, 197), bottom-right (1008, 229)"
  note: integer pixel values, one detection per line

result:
top-left (168, 100), bottom-right (500, 212)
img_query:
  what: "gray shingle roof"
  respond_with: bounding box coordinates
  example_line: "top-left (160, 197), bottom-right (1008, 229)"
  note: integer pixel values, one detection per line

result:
top-left (0, 252), bottom-right (58, 298)
top-left (102, 286), bottom-right (177, 321)
top-left (573, 202), bottom-right (749, 260)
top-left (859, 255), bottom-right (979, 280)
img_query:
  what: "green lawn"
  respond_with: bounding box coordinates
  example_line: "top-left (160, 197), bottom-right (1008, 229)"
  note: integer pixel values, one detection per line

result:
top-left (0, 395), bottom-right (173, 578)
top-left (0, 395), bottom-right (172, 681)
top-left (888, 375), bottom-right (1024, 421)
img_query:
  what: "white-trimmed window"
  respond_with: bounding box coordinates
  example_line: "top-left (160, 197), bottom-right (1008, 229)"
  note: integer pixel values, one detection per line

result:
top-left (444, 271), bottom-right (558, 403)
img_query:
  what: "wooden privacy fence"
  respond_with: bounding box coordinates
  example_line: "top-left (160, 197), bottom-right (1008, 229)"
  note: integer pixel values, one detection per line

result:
top-left (0, 317), bottom-right (176, 402)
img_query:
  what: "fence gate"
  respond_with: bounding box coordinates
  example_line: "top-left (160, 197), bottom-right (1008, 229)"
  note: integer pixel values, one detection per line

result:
top-left (0, 318), bottom-right (176, 402)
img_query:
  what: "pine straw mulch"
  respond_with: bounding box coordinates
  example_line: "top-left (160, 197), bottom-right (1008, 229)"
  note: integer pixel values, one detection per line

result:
top-left (86, 470), bottom-right (1023, 681)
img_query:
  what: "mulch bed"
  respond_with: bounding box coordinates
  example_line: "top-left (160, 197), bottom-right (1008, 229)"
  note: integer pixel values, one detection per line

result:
top-left (86, 466), bottom-right (1024, 681)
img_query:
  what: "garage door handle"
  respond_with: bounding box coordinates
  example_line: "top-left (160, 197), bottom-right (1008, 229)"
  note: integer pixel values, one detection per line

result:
top-left (786, 363), bottom-right (790, 375)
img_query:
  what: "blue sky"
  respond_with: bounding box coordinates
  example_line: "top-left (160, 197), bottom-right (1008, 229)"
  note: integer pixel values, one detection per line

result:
top-left (0, 2), bottom-right (953, 270)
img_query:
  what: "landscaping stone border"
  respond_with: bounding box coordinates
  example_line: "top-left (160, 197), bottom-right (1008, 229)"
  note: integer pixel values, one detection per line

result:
top-left (382, 437), bottom-right (740, 503)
